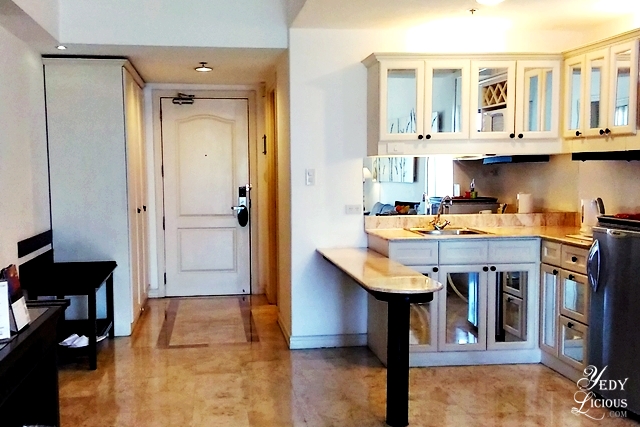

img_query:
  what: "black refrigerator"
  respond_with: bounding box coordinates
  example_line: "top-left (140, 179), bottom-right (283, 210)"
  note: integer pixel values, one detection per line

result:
top-left (588, 223), bottom-right (640, 415)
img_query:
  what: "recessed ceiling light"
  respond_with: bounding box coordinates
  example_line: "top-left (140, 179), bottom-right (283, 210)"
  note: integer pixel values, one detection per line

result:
top-left (56, 45), bottom-right (67, 50)
top-left (476, 0), bottom-right (505, 5)
top-left (195, 62), bottom-right (212, 72)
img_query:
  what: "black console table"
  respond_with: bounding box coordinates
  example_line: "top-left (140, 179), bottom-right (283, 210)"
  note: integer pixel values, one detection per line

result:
top-left (22, 261), bottom-right (117, 370)
top-left (0, 300), bottom-right (68, 427)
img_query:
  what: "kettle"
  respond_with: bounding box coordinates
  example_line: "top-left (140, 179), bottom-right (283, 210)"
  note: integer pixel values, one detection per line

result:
top-left (580, 198), bottom-right (605, 236)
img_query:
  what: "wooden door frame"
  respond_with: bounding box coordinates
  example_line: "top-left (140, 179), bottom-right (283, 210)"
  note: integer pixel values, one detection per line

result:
top-left (151, 88), bottom-right (259, 297)
top-left (265, 89), bottom-right (279, 304)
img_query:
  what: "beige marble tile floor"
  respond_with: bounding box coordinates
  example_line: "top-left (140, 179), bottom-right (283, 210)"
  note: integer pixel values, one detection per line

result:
top-left (58, 296), bottom-right (638, 427)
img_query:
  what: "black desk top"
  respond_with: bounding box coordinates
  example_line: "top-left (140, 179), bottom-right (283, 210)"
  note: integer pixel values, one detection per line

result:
top-left (22, 261), bottom-right (117, 296)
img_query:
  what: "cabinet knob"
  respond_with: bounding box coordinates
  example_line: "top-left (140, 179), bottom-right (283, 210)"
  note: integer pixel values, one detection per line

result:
top-left (417, 134), bottom-right (424, 140)
top-left (509, 133), bottom-right (515, 139)
top-left (571, 256), bottom-right (578, 262)
top-left (490, 266), bottom-right (496, 271)
top-left (552, 269), bottom-right (558, 275)
top-left (143, 205), bottom-right (147, 212)
top-left (432, 267), bottom-right (439, 273)
top-left (599, 129), bottom-right (605, 135)
top-left (568, 274), bottom-right (575, 281)
top-left (483, 266), bottom-right (489, 272)
top-left (518, 133), bottom-right (523, 139)
top-left (567, 322), bottom-right (574, 329)
top-left (605, 128), bottom-right (611, 135)
top-left (507, 297), bottom-right (513, 303)
top-left (137, 208), bottom-right (141, 213)
top-left (425, 134), bottom-right (432, 140)
top-left (575, 131), bottom-right (582, 137)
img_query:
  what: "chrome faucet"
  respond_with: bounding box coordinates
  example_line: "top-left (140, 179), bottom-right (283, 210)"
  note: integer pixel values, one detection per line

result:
top-left (431, 196), bottom-right (453, 230)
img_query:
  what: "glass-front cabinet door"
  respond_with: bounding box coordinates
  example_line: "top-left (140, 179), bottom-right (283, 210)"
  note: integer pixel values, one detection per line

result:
top-left (584, 48), bottom-right (609, 137)
top-left (379, 60), bottom-right (425, 141)
top-left (470, 61), bottom-right (516, 140)
top-left (608, 40), bottom-right (639, 136)
top-left (437, 265), bottom-right (487, 352)
top-left (564, 56), bottom-right (585, 138)
top-left (539, 264), bottom-right (559, 356)
top-left (409, 267), bottom-right (439, 352)
top-left (558, 316), bottom-right (588, 371)
top-left (559, 271), bottom-right (589, 325)
top-left (487, 264), bottom-right (535, 350)
top-left (515, 60), bottom-right (560, 139)
top-left (423, 60), bottom-right (470, 141)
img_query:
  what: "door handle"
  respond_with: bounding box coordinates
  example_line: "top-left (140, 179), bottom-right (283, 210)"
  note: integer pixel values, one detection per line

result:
top-left (231, 206), bottom-right (244, 212)
top-left (231, 205), bottom-right (249, 227)
top-left (587, 239), bottom-right (600, 292)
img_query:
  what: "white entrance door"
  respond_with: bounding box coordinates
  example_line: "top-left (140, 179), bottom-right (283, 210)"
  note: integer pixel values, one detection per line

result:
top-left (161, 97), bottom-right (250, 296)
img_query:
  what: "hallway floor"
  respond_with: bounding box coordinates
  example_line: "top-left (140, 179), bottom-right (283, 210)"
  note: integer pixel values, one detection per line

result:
top-left (59, 296), bottom-right (637, 426)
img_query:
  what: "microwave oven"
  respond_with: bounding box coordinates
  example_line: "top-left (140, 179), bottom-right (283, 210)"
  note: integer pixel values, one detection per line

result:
top-left (481, 107), bottom-right (506, 132)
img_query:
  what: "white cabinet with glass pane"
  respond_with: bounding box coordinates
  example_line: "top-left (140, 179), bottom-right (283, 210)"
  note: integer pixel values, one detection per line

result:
top-left (564, 40), bottom-right (639, 150)
top-left (539, 239), bottom-right (591, 380)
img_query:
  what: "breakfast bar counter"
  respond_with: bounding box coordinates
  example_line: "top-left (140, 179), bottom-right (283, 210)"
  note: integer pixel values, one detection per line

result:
top-left (318, 248), bottom-right (443, 427)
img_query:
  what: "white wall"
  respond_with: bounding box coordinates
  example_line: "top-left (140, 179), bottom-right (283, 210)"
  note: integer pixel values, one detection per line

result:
top-left (12, 0), bottom-right (59, 39)
top-left (0, 24), bottom-right (50, 269)
top-left (287, 25), bottom-right (593, 346)
top-left (58, 0), bottom-right (288, 49)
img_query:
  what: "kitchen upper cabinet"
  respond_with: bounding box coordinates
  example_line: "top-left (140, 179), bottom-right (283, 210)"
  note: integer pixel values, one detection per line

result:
top-left (364, 53), bottom-right (561, 156)
top-left (564, 39), bottom-right (639, 151)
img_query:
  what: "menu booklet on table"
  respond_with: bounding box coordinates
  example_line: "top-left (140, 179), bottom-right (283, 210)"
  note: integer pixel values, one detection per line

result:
top-left (1, 265), bottom-right (31, 334)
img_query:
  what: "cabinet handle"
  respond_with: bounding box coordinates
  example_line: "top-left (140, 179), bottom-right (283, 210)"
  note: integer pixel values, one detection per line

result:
top-left (490, 266), bottom-right (496, 271)
top-left (137, 208), bottom-right (141, 213)
top-left (517, 133), bottom-right (523, 139)
top-left (568, 274), bottom-right (575, 280)
top-left (417, 135), bottom-right (424, 140)
top-left (432, 267), bottom-right (439, 273)
top-left (509, 133), bottom-right (515, 139)
top-left (507, 297), bottom-right (513, 303)
top-left (575, 131), bottom-right (582, 137)
top-left (567, 322), bottom-right (574, 329)
top-left (571, 256), bottom-right (578, 262)
top-left (552, 269), bottom-right (558, 275)
top-left (599, 129), bottom-right (605, 135)
top-left (483, 266), bottom-right (489, 272)
top-left (425, 134), bottom-right (432, 140)
top-left (143, 205), bottom-right (147, 212)
top-left (605, 128), bottom-right (611, 135)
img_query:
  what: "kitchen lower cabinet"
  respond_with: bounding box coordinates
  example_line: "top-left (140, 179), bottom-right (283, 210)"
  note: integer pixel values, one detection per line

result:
top-left (539, 239), bottom-right (591, 381)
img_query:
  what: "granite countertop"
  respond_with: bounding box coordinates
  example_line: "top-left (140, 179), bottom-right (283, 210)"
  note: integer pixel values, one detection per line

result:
top-left (317, 247), bottom-right (444, 294)
top-left (366, 226), bottom-right (593, 249)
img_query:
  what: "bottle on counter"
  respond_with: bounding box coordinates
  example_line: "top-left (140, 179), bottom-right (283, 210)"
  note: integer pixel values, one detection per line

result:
top-left (470, 179), bottom-right (477, 199)
top-left (418, 192), bottom-right (427, 214)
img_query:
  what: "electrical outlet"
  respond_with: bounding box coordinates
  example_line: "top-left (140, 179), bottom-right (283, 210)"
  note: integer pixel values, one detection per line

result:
top-left (345, 204), bottom-right (361, 215)
top-left (305, 168), bottom-right (315, 186)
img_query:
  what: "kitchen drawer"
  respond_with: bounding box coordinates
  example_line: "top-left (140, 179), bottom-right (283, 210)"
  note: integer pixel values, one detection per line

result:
top-left (489, 239), bottom-right (539, 264)
top-left (558, 315), bottom-right (588, 372)
top-left (541, 240), bottom-right (562, 266)
top-left (388, 241), bottom-right (438, 265)
top-left (439, 240), bottom-right (488, 265)
top-left (561, 245), bottom-right (588, 274)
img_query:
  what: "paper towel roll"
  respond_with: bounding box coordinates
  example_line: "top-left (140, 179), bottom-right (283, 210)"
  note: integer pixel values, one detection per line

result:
top-left (517, 193), bottom-right (533, 213)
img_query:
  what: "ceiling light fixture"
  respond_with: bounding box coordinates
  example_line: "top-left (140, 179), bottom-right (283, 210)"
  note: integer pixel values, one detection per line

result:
top-left (476, 0), bottom-right (506, 5)
top-left (195, 62), bottom-right (212, 72)
top-left (56, 45), bottom-right (67, 50)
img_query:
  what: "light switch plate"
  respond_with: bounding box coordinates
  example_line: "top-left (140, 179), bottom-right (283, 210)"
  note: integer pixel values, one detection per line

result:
top-left (305, 168), bottom-right (315, 186)
top-left (345, 204), bottom-right (361, 215)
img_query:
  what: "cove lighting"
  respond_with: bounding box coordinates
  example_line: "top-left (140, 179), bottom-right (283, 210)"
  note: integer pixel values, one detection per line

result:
top-left (195, 62), bottom-right (212, 72)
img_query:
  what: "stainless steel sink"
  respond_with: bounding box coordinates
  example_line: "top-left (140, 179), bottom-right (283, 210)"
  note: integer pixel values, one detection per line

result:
top-left (407, 228), bottom-right (487, 236)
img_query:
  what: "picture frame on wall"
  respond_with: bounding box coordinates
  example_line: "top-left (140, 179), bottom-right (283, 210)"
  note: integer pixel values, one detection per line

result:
top-left (372, 157), bottom-right (416, 183)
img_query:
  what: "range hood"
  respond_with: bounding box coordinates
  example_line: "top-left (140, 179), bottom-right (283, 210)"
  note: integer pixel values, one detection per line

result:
top-left (572, 150), bottom-right (640, 161)
top-left (482, 155), bottom-right (550, 164)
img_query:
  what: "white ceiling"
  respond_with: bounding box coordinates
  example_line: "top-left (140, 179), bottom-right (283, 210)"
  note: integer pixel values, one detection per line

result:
top-left (5, 0), bottom-right (639, 84)
top-left (293, 0), bottom-right (636, 31)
